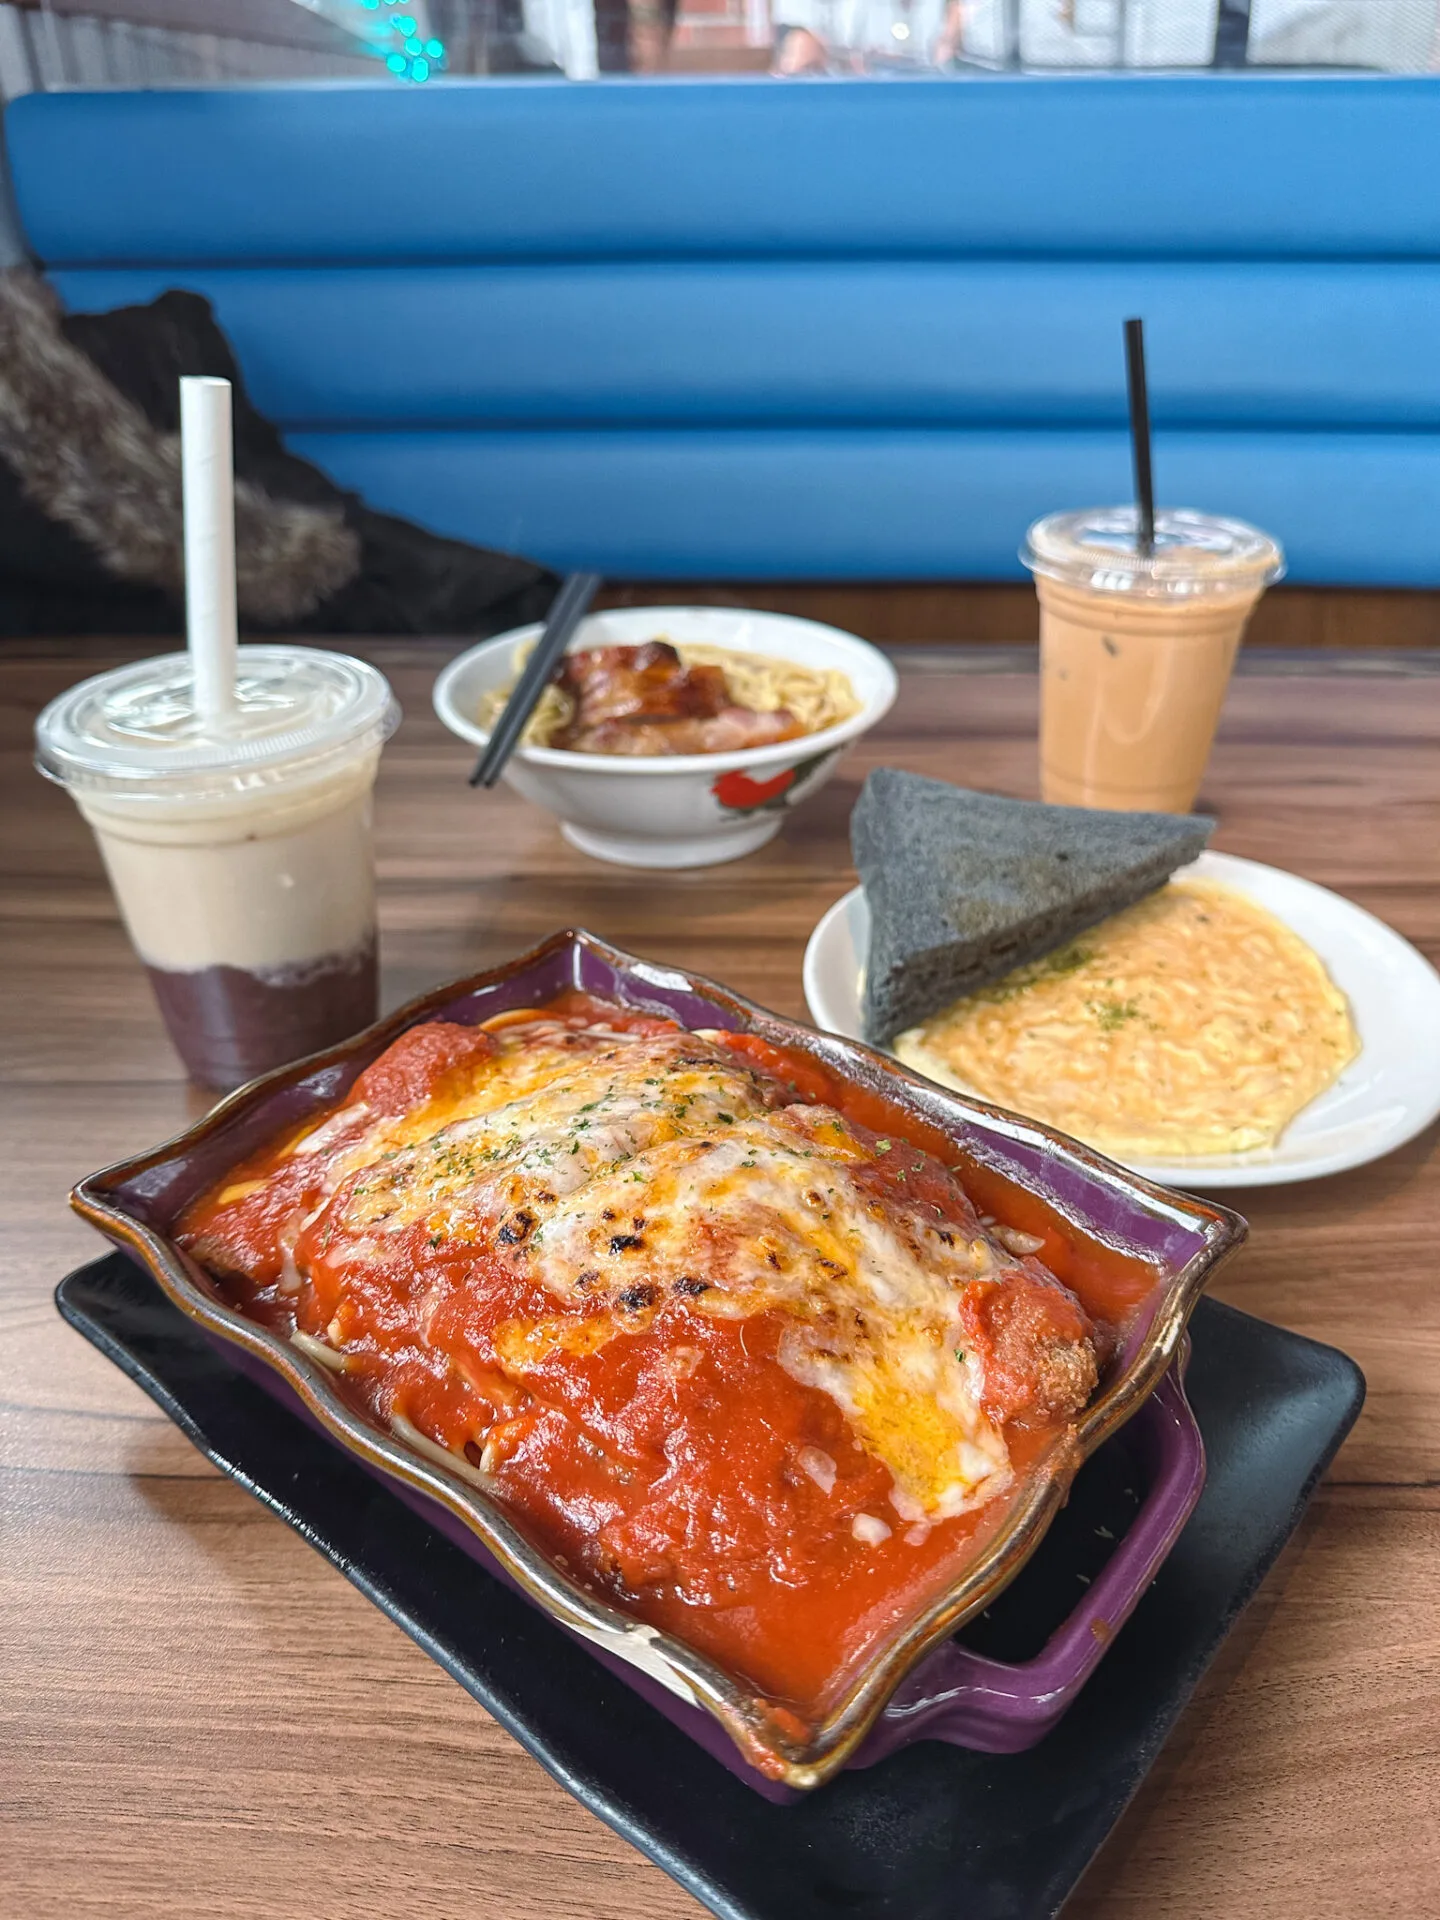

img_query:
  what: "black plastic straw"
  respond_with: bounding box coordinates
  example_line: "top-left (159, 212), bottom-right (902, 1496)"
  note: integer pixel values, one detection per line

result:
top-left (469, 571), bottom-right (602, 788)
top-left (1124, 317), bottom-right (1156, 555)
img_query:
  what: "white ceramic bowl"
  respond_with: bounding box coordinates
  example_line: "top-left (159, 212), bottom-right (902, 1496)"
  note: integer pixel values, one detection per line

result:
top-left (433, 607), bottom-right (898, 868)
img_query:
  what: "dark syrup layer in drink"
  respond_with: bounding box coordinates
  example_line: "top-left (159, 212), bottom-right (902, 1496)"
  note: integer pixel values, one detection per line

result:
top-left (147, 940), bottom-right (378, 1090)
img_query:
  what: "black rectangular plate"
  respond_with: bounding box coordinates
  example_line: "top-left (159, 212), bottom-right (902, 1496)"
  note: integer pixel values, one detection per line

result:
top-left (57, 1252), bottom-right (1363, 1920)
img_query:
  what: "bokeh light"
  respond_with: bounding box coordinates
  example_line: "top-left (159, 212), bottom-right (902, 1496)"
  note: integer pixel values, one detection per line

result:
top-left (357, 0), bottom-right (444, 83)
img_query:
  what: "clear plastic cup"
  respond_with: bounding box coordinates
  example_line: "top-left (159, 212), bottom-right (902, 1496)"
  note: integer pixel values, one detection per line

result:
top-left (36, 645), bottom-right (400, 1089)
top-left (1022, 507), bottom-right (1285, 813)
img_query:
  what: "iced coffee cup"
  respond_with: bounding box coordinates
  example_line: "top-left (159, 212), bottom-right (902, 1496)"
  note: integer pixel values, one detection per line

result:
top-left (36, 645), bottom-right (400, 1089)
top-left (1022, 507), bottom-right (1284, 813)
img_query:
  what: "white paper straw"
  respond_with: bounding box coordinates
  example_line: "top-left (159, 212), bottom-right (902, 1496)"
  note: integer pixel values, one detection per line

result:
top-left (180, 375), bottom-right (238, 726)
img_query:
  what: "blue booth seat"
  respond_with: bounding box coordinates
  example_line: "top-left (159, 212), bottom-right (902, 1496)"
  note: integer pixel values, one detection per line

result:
top-left (7, 77), bottom-right (1440, 584)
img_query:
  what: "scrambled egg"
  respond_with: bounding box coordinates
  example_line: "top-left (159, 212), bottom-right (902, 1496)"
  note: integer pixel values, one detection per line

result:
top-left (894, 881), bottom-right (1360, 1159)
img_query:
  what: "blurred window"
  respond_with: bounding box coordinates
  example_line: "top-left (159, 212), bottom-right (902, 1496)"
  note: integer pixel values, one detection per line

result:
top-left (1246, 0), bottom-right (1439, 68)
top-left (0, 0), bottom-right (1435, 87)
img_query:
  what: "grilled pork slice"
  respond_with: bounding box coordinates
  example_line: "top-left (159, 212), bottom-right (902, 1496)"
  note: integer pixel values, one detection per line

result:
top-left (552, 641), bottom-right (804, 755)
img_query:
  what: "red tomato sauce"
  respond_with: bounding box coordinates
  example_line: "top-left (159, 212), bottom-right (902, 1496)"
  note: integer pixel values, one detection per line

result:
top-left (177, 991), bottom-right (1162, 1718)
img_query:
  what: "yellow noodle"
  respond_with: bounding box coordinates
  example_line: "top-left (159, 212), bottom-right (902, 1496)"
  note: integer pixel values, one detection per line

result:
top-left (475, 637), bottom-right (860, 751)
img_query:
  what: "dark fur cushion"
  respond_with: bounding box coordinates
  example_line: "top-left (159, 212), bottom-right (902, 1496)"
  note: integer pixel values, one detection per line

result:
top-left (0, 269), bottom-right (557, 638)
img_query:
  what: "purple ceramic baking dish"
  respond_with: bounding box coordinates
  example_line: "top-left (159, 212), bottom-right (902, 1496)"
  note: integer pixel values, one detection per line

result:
top-left (71, 930), bottom-right (1243, 1793)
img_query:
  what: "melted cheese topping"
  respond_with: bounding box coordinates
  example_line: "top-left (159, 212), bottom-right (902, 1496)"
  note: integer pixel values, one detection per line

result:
top-left (895, 880), bottom-right (1360, 1159)
top-left (292, 1021), bottom-right (1013, 1520)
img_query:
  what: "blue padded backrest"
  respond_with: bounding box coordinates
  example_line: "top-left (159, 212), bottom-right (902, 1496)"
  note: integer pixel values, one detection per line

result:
top-left (37, 262), bottom-right (1440, 431)
top-left (9, 79), bottom-right (1440, 584)
top-left (13, 77), bottom-right (1440, 263)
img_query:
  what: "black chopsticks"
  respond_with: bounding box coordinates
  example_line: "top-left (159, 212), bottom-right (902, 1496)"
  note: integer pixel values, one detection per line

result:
top-left (469, 571), bottom-right (602, 788)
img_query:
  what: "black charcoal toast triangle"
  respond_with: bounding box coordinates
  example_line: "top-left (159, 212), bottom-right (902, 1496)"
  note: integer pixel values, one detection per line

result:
top-left (853, 771), bottom-right (1214, 1045)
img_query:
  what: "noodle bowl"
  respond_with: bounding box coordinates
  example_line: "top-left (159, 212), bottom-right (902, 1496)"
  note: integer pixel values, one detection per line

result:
top-left (433, 606), bottom-right (898, 868)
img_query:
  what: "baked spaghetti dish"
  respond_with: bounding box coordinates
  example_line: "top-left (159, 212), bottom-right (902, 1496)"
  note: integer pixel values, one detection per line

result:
top-left (178, 993), bottom-right (1141, 1712)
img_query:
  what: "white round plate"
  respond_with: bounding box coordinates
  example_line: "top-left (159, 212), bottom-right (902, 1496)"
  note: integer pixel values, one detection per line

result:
top-left (802, 851), bottom-right (1440, 1190)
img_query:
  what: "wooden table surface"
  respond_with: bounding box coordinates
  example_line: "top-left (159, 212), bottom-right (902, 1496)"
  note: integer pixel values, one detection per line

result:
top-left (5, 638), bottom-right (1440, 1918)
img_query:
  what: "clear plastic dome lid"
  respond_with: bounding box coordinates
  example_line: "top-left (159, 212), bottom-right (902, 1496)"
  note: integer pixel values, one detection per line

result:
top-left (35, 645), bottom-right (400, 798)
top-left (1022, 507), bottom-right (1285, 596)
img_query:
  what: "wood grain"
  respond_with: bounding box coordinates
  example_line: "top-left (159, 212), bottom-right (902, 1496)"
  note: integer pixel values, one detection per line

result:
top-left (599, 581), bottom-right (1440, 650)
top-left (4, 637), bottom-right (1440, 1918)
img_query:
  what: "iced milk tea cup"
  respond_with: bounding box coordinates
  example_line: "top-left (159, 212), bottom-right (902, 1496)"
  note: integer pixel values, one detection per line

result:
top-left (1022, 507), bottom-right (1284, 813)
